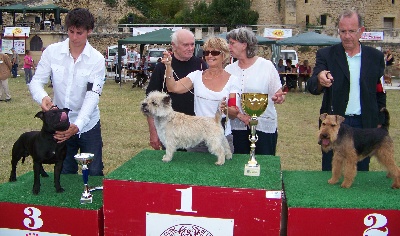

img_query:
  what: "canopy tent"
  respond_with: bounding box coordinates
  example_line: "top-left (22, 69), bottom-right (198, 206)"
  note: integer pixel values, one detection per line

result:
top-left (117, 28), bottom-right (176, 83)
top-left (26, 4), bottom-right (69, 24)
top-left (272, 31), bottom-right (341, 64)
top-left (0, 3), bottom-right (68, 25)
top-left (0, 4), bottom-right (27, 25)
top-left (216, 32), bottom-right (276, 45)
top-left (276, 31), bottom-right (341, 46)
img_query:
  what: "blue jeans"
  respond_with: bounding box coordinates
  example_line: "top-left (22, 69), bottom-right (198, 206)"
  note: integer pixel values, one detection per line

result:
top-left (24, 68), bottom-right (32, 84)
top-left (11, 64), bottom-right (18, 77)
top-left (232, 128), bottom-right (278, 156)
top-left (321, 115), bottom-right (370, 171)
top-left (62, 121), bottom-right (104, 176)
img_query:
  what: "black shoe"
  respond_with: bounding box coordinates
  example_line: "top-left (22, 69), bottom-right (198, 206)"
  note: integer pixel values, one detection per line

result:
top-left (5, 98), bottom-right (11, 102)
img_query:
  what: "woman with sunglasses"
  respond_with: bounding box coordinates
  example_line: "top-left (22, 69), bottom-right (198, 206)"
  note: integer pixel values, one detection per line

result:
top-left (225, 28), bottom-right (286, 156)
top-left (163, 37), bottom-right (240, 153)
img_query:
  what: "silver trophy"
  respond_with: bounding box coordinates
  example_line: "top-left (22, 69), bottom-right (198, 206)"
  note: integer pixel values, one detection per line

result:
top-left (240, 93), bottom-right (268, 176)
top-left (74, 153), bottom-right (97, 204)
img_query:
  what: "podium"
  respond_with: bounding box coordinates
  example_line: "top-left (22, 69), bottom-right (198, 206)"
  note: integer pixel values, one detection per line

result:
top-left (283, 171), bottom-right (400, 235)
top-left (0, 172), bottom-right (104, 236)
top-left (104, 150), bottom-right (284, 235)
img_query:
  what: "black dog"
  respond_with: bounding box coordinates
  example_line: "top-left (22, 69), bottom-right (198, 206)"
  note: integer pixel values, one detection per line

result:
top-left (9, 108), bottom-right (70, 195)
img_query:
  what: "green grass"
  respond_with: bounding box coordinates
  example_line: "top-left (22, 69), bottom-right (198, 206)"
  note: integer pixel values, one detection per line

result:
top-left (1, 76), bottom-right (400, 184)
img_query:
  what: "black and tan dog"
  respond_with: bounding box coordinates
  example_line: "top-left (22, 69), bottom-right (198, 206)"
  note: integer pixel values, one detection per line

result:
top-left (9, 108), bottom-right (70, 195)
top-left (318, 108), bottom-right (400, 189)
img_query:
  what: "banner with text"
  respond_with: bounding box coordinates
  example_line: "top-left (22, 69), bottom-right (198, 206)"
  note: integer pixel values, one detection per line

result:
top-left (264, 28), bottom-right (292, 39)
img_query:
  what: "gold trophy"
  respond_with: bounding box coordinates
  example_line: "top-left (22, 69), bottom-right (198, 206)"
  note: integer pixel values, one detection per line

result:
top-left (240, 93), bottom-right (268, 176)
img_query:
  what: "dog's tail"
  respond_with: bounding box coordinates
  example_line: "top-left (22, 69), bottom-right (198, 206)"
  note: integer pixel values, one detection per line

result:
top-left (380, 107), bottom-right (390, 131)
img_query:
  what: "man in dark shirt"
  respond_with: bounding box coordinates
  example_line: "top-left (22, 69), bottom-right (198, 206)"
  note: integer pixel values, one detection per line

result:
top-left (145, 29), bottom-right (207, 150)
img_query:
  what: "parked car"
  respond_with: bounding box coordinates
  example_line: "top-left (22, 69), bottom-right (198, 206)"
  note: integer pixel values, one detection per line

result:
top-left (106, 45), bottom-right (128, 68)
top-left (280, 49), bottom-right (299, 67)
top-left (147, 48), bottom-right (166, 71)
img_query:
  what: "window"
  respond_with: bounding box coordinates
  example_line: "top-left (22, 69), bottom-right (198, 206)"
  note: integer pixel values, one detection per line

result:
top-left (305, 0), bottom-right (308, 3)
top-left (383, 17), bottom-right (394, 29)
top-left (306, 15), bottom-right (309, 25)
top-left (320, 15), bottom-right (327, 25)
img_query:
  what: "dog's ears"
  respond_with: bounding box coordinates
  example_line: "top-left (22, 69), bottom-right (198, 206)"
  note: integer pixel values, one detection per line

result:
top-left (320, 113), bottom-right (328, 121)
top-left (336, 115), bottom-right (345, 124)
top-left (162, 95), bottom-right (171, 105)
top-left (35, 111), bottom-right (45, 120)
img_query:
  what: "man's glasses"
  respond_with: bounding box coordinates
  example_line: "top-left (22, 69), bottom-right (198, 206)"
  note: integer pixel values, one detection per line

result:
top-left (338, 28), bottom-right (361, 36)
top-left (203, 50), bottom-right (222, 56)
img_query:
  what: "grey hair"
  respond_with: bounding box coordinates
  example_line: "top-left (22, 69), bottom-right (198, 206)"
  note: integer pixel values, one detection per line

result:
top-left (338, 9), bottom-right (364, 27)
top-left (171, 29), bottom-right (194, 46)
top-left (226, 28), bottom-right (258, 58)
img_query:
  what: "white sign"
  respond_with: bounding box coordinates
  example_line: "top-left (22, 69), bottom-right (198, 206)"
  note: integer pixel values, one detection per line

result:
top-left (264, 28), bottom-right (293, 39)
top-left (0, 228), bottom-right (70, 236)
top-left (146, 212), bottom-right (234, 236)
top-left (1, 39), bottom-right (25, 54)
top-left (4, 27), bottom-right (30, 38)
top-left (132, 27), bottom-right (182, 36)
top-left (360, 32), bottom-right (384, 41)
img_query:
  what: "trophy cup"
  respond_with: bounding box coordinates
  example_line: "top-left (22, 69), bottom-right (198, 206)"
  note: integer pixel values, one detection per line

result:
top-left (74, 153), bottom-right (95, 204)
top-left (240, 93), bottom-right (268, 176)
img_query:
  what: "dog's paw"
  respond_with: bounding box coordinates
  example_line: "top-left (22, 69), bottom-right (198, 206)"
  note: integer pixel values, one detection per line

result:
top-left (215, 161), bottom-right (225, 165)
top-left (56, 187), bottom-right (65, 193)
top-left (162, 155), bottom-right (172, 162)
top-left (327, 178), bottom-right (338, 185)
top-left (340, 181), bottom-right (352, 188)
top-left (32, 188), bottom-right (40, 195)
top-left (225, 154), bottom-right (232, 160)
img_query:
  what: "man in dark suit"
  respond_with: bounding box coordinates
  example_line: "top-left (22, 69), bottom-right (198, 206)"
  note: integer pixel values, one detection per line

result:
top-left (307, 9), bottom-right (386, 171)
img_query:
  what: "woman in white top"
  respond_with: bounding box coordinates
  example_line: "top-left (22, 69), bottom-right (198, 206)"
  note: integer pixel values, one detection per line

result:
top-left (164, 37), bottom-right (240, 153)
top-left (224, 28), bottom-right (286, 156)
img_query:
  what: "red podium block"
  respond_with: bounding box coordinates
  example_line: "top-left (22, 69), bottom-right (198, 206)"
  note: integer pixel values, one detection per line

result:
top-left (283, 171), bottom-right (400, 235)
top-left (104, 150), bottom-right (283, 236)
top-left (0, 172), bottom-right (104, 236)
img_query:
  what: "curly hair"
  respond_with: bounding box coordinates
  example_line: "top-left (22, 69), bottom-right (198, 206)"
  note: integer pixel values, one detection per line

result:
top-left (65, 8), bottom-right (95, 31)
top-left (203, 37), bottom-right (230, 64)
top-left (226, 28), bottom-right (258, 58)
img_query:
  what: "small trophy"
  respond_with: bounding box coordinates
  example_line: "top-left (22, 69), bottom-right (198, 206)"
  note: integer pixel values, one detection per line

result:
top-left (74, 153), bottom-right (95, 204)
top-left (240, 93), bottom-right (268, 176)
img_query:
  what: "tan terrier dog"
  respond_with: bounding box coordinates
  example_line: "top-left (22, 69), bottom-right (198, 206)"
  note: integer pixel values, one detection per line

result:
top-left (141, 91), bottom-right (232, 165)
top-left (318, 108), bottom-right (400, 189)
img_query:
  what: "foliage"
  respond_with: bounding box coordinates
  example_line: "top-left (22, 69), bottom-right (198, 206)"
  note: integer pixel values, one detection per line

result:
top-left (121, 0), bottom-right (258, 27)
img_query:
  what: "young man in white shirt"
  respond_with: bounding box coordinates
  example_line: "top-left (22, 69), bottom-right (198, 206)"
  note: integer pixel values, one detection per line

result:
top-left (29, 8), bottom-right (105, 176)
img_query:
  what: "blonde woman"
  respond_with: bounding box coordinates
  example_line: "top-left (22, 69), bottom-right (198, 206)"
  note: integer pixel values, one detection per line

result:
top-left (164, 37), bottom-right (240, 153)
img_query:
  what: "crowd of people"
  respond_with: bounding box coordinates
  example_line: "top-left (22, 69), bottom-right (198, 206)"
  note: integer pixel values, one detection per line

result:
top-left (1, 8), bottom-right (397, 176)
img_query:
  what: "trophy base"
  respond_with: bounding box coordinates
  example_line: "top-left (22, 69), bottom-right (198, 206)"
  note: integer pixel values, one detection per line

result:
top-left (244, 164), bottom-right (260, 176)
top-left (80, 196), bottom-right (93, 204)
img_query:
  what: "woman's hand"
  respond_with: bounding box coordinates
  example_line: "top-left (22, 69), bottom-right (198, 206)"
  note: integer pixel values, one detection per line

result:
top-left (237, 113), bottom-right (251, 126)
top-left (272, 91), bottom-right (286, 104)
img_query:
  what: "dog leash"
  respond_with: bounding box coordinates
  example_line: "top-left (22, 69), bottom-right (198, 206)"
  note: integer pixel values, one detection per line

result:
top-left (164, 66), bottom-right (223, 102)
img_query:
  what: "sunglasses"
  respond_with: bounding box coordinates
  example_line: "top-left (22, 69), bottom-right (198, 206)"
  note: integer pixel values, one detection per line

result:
top-left (203, 50), bottom-right (222, 56)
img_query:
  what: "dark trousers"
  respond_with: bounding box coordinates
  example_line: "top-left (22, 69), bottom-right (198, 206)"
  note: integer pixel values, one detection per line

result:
top-left (232, 128), bottom-right (278, 156)
top-left (321, 115), bottom-right (371, 171)
top-left (11, 64), bottom-right (18, 77)
top-left (62, 121), bottom-right (104, 176)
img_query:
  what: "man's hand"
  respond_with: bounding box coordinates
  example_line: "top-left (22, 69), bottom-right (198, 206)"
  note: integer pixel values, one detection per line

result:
top-left (41, 96), bottom-right (54, 111)
top-left (54, 124), bottom-right (79, 143)
top-left (318, 70), bottom-right (334, 88)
